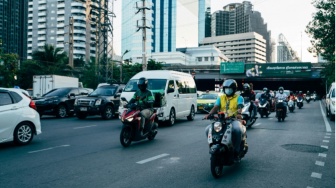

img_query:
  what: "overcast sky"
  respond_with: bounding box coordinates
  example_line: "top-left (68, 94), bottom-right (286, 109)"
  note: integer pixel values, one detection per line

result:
top-left (112, 0), bottom-right (317, 63)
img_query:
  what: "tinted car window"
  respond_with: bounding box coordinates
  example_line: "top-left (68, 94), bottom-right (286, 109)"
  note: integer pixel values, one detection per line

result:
top-left (70, 89), bottom-right (79, 95)
top-left (198, 94), bottom-right (218, 99)
top-left (43, 88), bottom-right (71, 97)
top-left (10, 91), bottom-right (23, 103)
top-left (0, 93), bottom-right (13, 106)
top-left (89, 87), bottom-right (117, 96)
top-left (331, 89), bottom-right (335, 98)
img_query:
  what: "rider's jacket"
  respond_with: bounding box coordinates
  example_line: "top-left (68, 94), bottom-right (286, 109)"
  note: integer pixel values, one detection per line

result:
top-left (260, 92), bottom-right (271, 100)
top-left (214, 94), bottom-right (244, 117)
top-left (288, 95), bottom-right (296, 101)
top-left (131, 89), bottom-right (154, 109)
top-left (240, 91), bottom-right (255, 101)
top-left (275, 93), bottom-right (288, 101)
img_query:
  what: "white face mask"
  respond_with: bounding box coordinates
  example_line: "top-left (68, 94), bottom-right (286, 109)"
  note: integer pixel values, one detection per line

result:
top-left (224, 88), bottom-right (233, 96)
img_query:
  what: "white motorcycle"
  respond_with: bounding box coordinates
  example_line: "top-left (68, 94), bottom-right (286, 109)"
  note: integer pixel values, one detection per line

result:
top-left (288, 99), bottom-right (295, 113)
top-left (242, 97), bottom-right (258, 128)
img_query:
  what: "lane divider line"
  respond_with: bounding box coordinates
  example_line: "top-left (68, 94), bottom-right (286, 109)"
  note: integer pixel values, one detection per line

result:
top-left (73, 125), bottom-right (97, 129)
top-left (324, 136), bottom-right (331, 139)
top-left (28, 145), bottom-right (70, 154)
top-left (321, 145), bottom-right (329, 149)
top-left (315, 161), bottom-right (325, 167)
top-left (311, 172), bottom-right (322, 179)
top-left (318, 153), bottom-right (327, 158)
top-left (136, 153), bottom-right (170, 164)
top-left (319, 102), bottom-right (332, 132)
top-left (322, 140), bottom-right (330, 143)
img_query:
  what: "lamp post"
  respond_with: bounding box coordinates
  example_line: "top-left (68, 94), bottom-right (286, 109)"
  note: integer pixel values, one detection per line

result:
top-left (120, 50), bottom-right (130, 83)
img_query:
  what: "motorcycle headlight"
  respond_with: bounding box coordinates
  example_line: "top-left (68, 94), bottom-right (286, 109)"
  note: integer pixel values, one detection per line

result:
top-left (95, 99), bottom-right (102, 105)
top-left (213, 122), bottom-right (222, 132)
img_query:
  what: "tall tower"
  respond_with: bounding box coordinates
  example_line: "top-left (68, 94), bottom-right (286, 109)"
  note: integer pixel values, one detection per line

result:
top-left (198, 0), bottom-right (211, 43)
top-left (0, 0), bottom-right (28, 60)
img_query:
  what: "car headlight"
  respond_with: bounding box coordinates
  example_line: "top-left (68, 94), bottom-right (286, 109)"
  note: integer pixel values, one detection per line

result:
top-left (95, 99), bottom-right (102, 106)
top-left (214, 122), bottom-right (222, 132)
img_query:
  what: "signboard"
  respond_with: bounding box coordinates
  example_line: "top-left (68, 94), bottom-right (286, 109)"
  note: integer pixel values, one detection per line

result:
top-left (245, 63), bottom-right (312, 77)
top-left (220, 62), bottom-right (245, 74)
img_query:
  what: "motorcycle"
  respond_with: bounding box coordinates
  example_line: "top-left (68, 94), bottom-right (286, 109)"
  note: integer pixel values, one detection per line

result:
top-left (205, 112), bottom-right (248, 178)
top-left (288, 99), bottom-right (295, 113)
top-left (119, 97), bottom-right (158, 147)
top-left (258, 97), bottom-right (271, 118)
top-left (311, 94), bottom-right (317, 101)
top-left (305, 95), bottom-right (311, 103)
top-left (297, 97), bottom-right (304, 109)
top-left (241, 97), bottom-right (257, 128)
top-left (276, 99), bottom-right (287, 122)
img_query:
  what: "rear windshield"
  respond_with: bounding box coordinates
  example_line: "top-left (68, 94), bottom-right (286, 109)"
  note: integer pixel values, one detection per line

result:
top-left (198, 94), bottom-right (218, 99)
top-left (43, 88), bottom-right (71, 97)
top-left (124, 79), bottom-right (167, 92)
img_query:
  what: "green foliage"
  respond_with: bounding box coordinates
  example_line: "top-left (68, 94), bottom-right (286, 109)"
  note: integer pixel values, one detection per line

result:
top-left (306, 0), bottom-right (335, 62)
top-left (306, 0), bottom-right (335, 85)
top-left (0, 53), bottom-right (19, 87)
top-left (17, 60), bottom-right (44, 89)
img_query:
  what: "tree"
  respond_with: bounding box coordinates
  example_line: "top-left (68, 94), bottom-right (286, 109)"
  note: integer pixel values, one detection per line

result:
top-left (0, 53), bottom-right (19, 87)
top-left (306, 0), bottom-right (335, 85)
top-left (17, 60), bottom-right (44, 89)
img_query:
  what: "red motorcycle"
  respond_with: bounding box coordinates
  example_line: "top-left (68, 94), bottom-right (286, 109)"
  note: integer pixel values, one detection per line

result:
top-left (119, 97), bottom-right (158, 147)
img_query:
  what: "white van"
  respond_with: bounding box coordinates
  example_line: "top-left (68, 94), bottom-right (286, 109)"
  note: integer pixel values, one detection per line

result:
top-left (326, 82), bottom-right (335, 121)
top-left (118, 70), bottom-right (197, 126)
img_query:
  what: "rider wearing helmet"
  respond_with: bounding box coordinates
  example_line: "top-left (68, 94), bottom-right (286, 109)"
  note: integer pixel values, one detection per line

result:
top-left (275, 86), bottom-right (288, 116)
top-left (129, 77), bottom-right (155, 135)
top-left (259, 87), bottom-right (272, 112)
top-left (204, 79), bottom-right (246, 162)
top-left (240, 83), bottom-right (257, 120)
top-left (297, 91), bottom-right (304, 99)
top-left (288, 91), bottom-right (296, 101)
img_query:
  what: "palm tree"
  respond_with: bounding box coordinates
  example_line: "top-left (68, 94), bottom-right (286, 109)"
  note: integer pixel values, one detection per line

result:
top-left (32, 44), bottom-right (70, 74)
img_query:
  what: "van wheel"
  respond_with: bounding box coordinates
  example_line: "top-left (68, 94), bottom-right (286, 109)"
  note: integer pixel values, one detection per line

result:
top-left (187, 106), bottom-right (195, 121)
top-left (166, 108), bottom-right (176, 126)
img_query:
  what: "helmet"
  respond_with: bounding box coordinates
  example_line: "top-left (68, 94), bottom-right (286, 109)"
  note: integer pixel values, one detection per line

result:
top-left (299, 91), bottom-right (302, 94)
top-left (137, 77), bottom-right (148, 91)
top-left (263, 87), bottom-right (268, 93)
top-left (222, 79), bottom-right (237, 97)
top-left (279, 86), bottom-right (284, 94)
top-left (290, 91), bottom-right (294, 95)
top-left (243, 83), bottom-right (250, 91)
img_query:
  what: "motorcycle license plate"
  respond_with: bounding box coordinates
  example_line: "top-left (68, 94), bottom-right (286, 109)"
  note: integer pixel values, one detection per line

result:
top-left (198, 106), bottom-right (203, 110)
top-left (80, 107), bottom-right (87, 111)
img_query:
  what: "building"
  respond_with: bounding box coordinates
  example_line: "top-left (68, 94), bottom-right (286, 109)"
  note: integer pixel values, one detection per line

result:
top-left (277, 33), bottom-right (300, 62)
top-left (211, 1), bottom-right (272, 62)
top-left (0, 0), bottom-right (28, 60)
top-left (27, 0), bottom-right (98, 62)
top-left (200, 32), bottom-right (267, 63)
top-left (198, 0), bottom-right (211, 43)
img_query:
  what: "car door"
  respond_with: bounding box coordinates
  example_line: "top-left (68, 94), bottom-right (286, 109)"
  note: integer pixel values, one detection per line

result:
top-left (166, 80), bottom-right (179, 116)
top-left (0, 91), bottom-right (22, 142)
top-left (66, 88), bottom-right (79, 111)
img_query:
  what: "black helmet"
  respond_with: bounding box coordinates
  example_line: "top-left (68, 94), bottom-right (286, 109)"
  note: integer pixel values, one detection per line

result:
top-left (223, 79), bottom-right (237, 97)
top-left (243, 83), bottom-right (250, 91)
top-left (263, 87), bottom-right (268, 93)
top-left (279, 86), bottom-right (284, 94)
top-left (137, 77), bottom-right (148, 91)
top-left (299, 91), bottom-right (302, 94)
top-left (290, 91), bottom-right (294, 95)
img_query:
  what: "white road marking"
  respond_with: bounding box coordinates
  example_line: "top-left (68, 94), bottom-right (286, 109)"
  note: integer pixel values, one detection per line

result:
top-left (28, 145), bottom-right (70, 154)
top-left (319, 102), bottom-right (332, 132)
top-left (254, 123), bottom-right (261, 127)
top-left (324, 136), bottom-right (331, 139)
top-left (318, 153), bottom-right (327, 158)
top-left (323, 140), bottom-right (330, 143)
top-left (315, 161), bottom-right (325, 166)
top-left (321, 145), bottom-right (329, 149)
top-left (307, 186), bottom-right (314, 188)
top-left (136, 153), bottom-right (170, 164)
top-left (311, 172), bottom-right (322, 179)
top-left (326, 133), bottom-right (331, 136)
top-left (73, 125), bottom-right (97, 129)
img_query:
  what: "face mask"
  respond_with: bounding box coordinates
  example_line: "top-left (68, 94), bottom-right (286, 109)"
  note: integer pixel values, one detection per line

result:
top-left (279, 90), bottom-right (283, 94)
top-left (224, 88), bottom-right (233, 95)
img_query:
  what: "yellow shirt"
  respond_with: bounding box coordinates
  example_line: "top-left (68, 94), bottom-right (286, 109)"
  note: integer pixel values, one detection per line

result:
top-left (218, 94), bottom-right (243, 117)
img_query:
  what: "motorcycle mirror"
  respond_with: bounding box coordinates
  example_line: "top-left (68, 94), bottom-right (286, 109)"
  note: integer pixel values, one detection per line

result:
top-left (121, 97), bottom-right (127, 102)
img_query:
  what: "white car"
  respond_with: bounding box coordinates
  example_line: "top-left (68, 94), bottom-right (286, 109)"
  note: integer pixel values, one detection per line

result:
top-left (326, 82), bottom-right (335, 121)
top-left (0, 88), bottom-right (42, 145)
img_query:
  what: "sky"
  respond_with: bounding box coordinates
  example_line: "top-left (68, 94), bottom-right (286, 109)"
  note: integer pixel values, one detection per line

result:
top-left (112, 0), bottom-right (317, 63)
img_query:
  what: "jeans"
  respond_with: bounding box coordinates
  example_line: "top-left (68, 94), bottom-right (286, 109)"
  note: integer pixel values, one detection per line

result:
top-left (140, 109), bottom-right (153, 129)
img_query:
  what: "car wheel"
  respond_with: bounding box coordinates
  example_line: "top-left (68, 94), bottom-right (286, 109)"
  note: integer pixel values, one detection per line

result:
top-left (77, 112), bottom-right (87, 119)
top-left (14, 122), bottom-right (34, 145)
top-left (187, 106), bottom-right (195, 121)
top-left (102, 105), bottom-right (114, 120)
top-left (166, 108), bottom-right (176, 126)
top-left (56, 104), bottom-right (67, 118)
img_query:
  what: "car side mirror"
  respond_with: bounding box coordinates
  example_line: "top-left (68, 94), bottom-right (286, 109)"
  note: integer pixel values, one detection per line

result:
top-left (81, 92), bottom-right (88, 95)
top-left (69, 93), bottom-right (76, 98)
top-left (167, 88), bottom-right (174, 93)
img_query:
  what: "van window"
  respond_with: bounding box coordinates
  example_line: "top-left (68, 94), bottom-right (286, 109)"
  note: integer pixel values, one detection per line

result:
top-left (331, 89), bottom-right (335, 98)
top-left (175, 77), bottom-right (196, 94)
top-left (124, 79), bottom-right (167, 92)
top-left (168, 80), bottom-right (175, 90)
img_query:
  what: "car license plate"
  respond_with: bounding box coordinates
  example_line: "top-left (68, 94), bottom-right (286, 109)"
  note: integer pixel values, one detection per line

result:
top-left (199, 106), bottom-right (203, 109)
top-left (80, 107), bottom-right (87, 111)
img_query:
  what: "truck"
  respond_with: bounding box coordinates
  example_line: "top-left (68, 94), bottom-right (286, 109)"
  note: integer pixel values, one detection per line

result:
top-left (32, 75), bottom-right (79, 97)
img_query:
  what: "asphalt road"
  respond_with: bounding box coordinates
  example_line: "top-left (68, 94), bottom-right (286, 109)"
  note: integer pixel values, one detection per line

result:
top-left (0, 100), bottom-right (334, 188)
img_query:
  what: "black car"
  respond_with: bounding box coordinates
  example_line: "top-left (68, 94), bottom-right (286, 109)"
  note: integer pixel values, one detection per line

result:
top-left (34, 87), bottom-right (93, 118)
top-left (74, 84), bottom-right (124, 120)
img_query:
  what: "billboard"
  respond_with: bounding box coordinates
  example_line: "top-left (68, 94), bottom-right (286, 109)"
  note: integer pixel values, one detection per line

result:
top-left (245, 63), bottom-right (312, 77)
top-left (220, 62), bottom-right (245, 74)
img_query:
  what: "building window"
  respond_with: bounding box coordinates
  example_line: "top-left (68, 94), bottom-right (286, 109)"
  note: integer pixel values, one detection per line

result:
top-left (197, 57), bottom-right (202, 62)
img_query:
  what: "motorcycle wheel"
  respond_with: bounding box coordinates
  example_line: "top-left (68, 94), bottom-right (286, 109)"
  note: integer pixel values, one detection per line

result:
top-left (120, 126), bottom-right (132, 147)
top-left (147, 123), bottom-right (158, 141)
top-left (210, 156), bottom-right (223, 178)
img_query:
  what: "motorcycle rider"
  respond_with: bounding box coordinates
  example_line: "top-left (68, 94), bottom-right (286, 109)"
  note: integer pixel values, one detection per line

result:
top-left (287, 91), bottom-right (296, 111)
top-left (204, 79), bottom-right (246, 162)
top-left (240, 83), bottom-right (257, 120)
top-left (259, 87), bottom-right (272, 113)
top-left (128, 77), bottom-right (155, 135)
top-left (275, 86), bottom-right (288, 116)
top-left (297, 91), bottom-right (304, 99)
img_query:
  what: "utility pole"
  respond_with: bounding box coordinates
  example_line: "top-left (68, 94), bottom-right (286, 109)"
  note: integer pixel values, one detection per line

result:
top-left (136, 0), bottom-right (151, 71)
top-left (69, 16), bottom-right (74, 68)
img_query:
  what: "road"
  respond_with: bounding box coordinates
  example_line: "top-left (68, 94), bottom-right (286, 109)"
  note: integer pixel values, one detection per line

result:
top-left (0, 101), bottom-right (334, 188)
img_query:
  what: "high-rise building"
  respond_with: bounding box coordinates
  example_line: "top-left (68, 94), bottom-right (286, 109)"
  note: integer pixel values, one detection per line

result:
top-left (0, 0), bottom-right (28, 60)
top-left (198, 0), bottom-right (211, 42)
top-left (211, 1), bottom-right (272, 62)
top-left (121, 0), bottom-right (176, 63)
top-left (27, 0), bottom-right (98, 62)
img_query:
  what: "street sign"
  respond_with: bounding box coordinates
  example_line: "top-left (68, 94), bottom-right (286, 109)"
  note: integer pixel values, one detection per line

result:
top-left (220, 62), bottom-right (245, 74)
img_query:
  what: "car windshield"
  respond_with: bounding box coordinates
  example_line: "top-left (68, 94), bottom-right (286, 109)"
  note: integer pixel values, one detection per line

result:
top-left (89, 87), bottom-right (116, 96)
top-left (43, 88), bottom-right (71, 97)
top-left (124, 79), bottom-right (167, 92)
top-left (331, 89), bottom-right (335, 98)
top-left (198, 93), bottom-right (218, 99)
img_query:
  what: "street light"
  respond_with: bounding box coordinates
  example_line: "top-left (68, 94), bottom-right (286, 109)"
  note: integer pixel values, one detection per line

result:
top-left (120, 50), bottom-right (130, 83)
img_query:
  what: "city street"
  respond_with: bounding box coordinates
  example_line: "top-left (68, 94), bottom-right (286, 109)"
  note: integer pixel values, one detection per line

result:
top-left (0, 101), bottom-right (334, 188)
